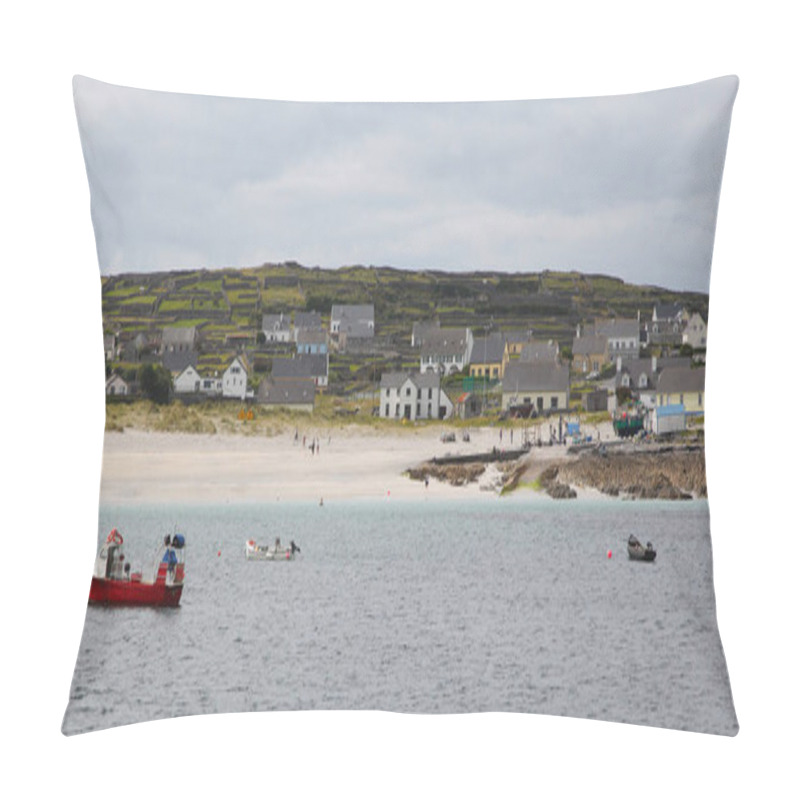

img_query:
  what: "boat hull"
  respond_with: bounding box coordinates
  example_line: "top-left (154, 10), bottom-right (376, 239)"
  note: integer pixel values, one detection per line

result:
top-left (89, 576), bottom-right (183, 607)
top-left (245, 549), bottom-right (295, 561)
top-left (627, 547), bottom-right (656, 562)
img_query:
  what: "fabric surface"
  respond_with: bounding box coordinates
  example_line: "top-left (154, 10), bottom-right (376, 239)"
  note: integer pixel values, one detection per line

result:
top-left (64, 75), bottom-right (738, 736)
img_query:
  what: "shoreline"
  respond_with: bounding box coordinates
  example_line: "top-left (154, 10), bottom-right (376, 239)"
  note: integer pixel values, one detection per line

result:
top-left (99, 425), bottom-right (705, 506)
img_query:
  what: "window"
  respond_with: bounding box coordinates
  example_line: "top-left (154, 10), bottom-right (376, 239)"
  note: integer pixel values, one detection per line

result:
top-left (385, 404), bottom-right (389, 416)
top-left (428, 388), bottom-right (432, 399)
top-left (550, 396), bottom-right (558, 409)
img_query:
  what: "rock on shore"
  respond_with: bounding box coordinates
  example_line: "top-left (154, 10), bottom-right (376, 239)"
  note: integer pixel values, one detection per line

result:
top-left (557, 446), bottom-right (706, 499)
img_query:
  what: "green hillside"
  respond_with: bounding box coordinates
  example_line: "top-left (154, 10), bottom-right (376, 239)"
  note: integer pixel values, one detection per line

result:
top-left (102, 261), bottom-right (708, 397)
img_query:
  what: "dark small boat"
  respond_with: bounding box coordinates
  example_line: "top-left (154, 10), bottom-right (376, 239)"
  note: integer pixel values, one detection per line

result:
top-left (627, 535), bottom-right (656, 562)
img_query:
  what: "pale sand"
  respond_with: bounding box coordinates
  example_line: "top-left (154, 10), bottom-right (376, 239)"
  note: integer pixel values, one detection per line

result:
top-left (100, 420), bottom-right (617, 505)
top-left (100, 427), bottom-right (505, 505)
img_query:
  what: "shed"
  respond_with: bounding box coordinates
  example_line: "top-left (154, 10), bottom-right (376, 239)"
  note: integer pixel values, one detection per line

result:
top-left (654, 403), bottom-right (686, 435)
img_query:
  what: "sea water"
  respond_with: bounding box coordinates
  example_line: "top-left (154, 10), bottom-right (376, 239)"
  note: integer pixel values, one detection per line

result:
top-left (62, 498), bottom-right (738, 735)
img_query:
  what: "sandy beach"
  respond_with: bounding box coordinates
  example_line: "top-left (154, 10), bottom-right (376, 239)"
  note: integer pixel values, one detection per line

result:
top-left (100, 425), bottom-right (575, 505)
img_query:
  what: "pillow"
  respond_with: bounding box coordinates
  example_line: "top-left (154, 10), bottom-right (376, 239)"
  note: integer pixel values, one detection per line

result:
top-left (63, 75), bottom-right (738, 736)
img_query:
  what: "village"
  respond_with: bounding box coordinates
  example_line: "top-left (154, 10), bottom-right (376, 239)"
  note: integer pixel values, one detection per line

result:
top-left (102, 264), bottom-right (709, 440)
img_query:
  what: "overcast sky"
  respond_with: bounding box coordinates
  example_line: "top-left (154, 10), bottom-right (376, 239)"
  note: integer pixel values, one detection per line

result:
top-left (73, 75), bottom-right (737, 292)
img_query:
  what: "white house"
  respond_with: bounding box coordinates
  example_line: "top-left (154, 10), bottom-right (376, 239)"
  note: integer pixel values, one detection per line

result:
top-left (420, 328), bottom-right (473, 375)
top-left (330, 304), bottom-right (374, 337)
top-left (649, 303), bottom-right (686, 345)
top-left (591, 318), bottom-right (640, 360)
top-left (174, 364), bottom-right (202, 394)
top-left (105, 374), bottom-right (129, 396)
top-left (222, 356), bottom-right (249, 400)
top-left (682, 312), bottom-right (708, 349)
top-left (261, 313), bottom-right (292, 343)
top-left (379, 372), bottom-right (453, 421)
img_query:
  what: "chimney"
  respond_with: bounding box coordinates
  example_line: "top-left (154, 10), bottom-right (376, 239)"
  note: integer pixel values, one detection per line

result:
top-left (652, 354), bottom-right (657, 373)
top-left (616, 355), bottom-right (622, 373)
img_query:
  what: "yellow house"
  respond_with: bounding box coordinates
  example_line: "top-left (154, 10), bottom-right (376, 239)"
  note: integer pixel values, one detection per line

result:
top-left (469, 332), bottom-right (507, 380)
top-left (572, 334), bottom-right (609, 374)
top-left (501, 362), bottom-right (570, 413)
top-left (503, 330), bottom-right (532, 359)
top-left (656, 365), bottom-right (705, 413)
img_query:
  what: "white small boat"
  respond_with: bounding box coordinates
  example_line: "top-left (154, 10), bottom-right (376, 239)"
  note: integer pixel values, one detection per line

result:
top-left (245, 538), bottom-right (300, 561)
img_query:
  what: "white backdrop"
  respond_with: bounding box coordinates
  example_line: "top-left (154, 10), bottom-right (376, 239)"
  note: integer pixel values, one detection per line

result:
top-left (3, 2), bottom-right (795, 798)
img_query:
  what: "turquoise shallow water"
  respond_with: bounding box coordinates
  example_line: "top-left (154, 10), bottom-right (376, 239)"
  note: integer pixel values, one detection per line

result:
top-left (63, 498), bottom-right (737, 735)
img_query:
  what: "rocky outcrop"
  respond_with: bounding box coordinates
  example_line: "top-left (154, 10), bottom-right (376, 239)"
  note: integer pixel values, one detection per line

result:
top-left (538, 465), bottom-right (577, 499)
top-left (408, 443), bottom-right (706, 500)
top-left (408, 458), bottom-right (524, 491)
top-left (407, 462), bottom-right (487, 487)
top-left (558, 447), bottom-right (705, 499)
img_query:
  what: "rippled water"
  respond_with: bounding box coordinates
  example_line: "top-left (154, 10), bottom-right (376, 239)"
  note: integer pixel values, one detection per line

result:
top-left (62, 498), bottom-right (737, 735)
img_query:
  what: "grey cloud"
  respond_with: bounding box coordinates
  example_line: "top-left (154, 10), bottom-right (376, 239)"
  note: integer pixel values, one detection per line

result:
top-left (74, 75), bottom-right (737, 290)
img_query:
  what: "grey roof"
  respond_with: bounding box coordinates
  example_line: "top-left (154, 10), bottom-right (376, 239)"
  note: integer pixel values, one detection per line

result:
top-left (162, 326), bottom-right (197, 347)
top-left (339, 320), bottom-right (374, 338)
top-left (331, 304), bottom-right (374, 322)
top-left (471, 332), bottom-right (505, 363)
top-left (591, 318), bottom-right (640, 340)
top-left (519, 339), bottom-right (559, 362)
top-left (331, 304), bottom-right (374, 338)
top-left (293, 311), bottom-right (322, 330)
top-left (256, 377), bottom-right (316, 406)
top-left (572, 334), bottom-right (608, 356)
top-left (262, 313), bottom-right (291, 331)
top-left (380, 371), bottom-right (440, 390)
top-left (297, 329), bottom-right (327, 345)
top-left (411, 371), bottom-right (441, 390)
top-left (657, 365), bottom-right (705, 394)
top-left (411, 320), bottom-right (440, 344)
top-left (502, 362), bottom-right (570, 394)
top-left (162, 350), bottom-right (198, 374)
top-left (421, 328), bottom-right (471, 358)
top-left (504, 330), bottom-right (532, 344)
top-left (653, 303), bottom-right (685, 321)
top-left (271, 354), bottom-right (328, 379)
top-left (380, 372), bottom-right (412, 390)
top-left (616, 356), bottom-right (693, 389)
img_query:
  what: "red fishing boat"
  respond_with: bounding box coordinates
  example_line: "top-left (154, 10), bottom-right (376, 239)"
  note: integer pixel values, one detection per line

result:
top-left (88, 529), bottom-right (186, 607)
